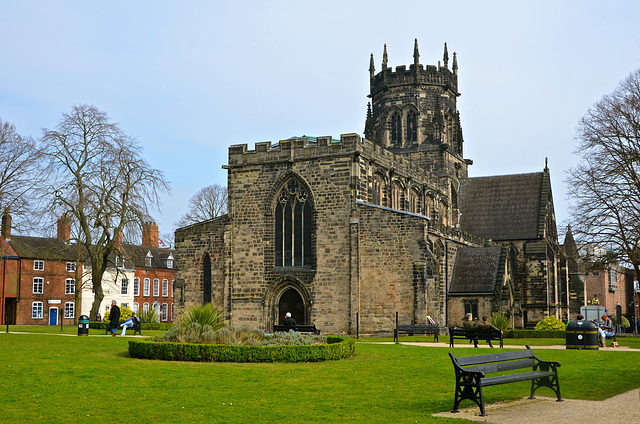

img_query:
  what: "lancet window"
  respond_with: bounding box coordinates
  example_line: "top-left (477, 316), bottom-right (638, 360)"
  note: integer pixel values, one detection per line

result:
top-left (275, 178), bottom-right (313, 267)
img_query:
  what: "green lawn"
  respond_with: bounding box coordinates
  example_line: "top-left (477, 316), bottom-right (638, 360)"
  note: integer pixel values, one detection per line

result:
top-left (1, 332), bottom-right (639, 423)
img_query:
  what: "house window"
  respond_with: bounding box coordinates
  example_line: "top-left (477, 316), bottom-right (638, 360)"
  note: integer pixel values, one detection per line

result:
top-left (274, 178), bottom-right (313, 267)
top-left (65, 278), bottom-right (75, 295)
top-left (145, 251), bottom-right (153, 267)
top-left (152, 301), bottom-right (160, 322)
top-left (64, 302), bottom-right (74, 318)
top-left (162, 279), bottom-right (169, 297)
top-left (66, 262), bottom-right (76, 272)
top-left (166, 254), bottom-right (174, 269)
top-left (133, 278), bottom-right (140, 296)
top-left (121, 303), bottom-right (128, 309)
top-left (372, 175), bottom-right (383, 206)
top-left (33, 278), bottom-right (44, 294)
top-left (592, 271), bottom-right (600, 276)
top-left (171, 303), bottom-right (174, 321)
top-left (161, 303), bottom-right (168, 321)
top-left (121, 279), bottom-right (129, 295)
top-left (34, 260), bottom-right (44, 271)
top-left (609, 269), bottom-right (618, 291)
top-left (143, 278), bottom-right (150, 296)
top-left (153, 279), bottom-right (160, 297)
top-left (133, 302), bottom-right (139, 313)
top-left (171, 280), bottom-right (174, 298)
top-left (116, 256), bottom-right (124, 268)
top-left (143, 302), bottom-right (149, 313)
top-left (32, 302), bottom-right (43, 319)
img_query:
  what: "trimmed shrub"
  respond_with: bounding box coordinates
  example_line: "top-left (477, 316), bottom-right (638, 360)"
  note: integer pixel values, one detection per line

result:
top-left (503, 329), bottom-right (565, 338)
top-left (534, 316), bottom-right (566, 331)
top-left (128, 336), bottom-right (355, 363)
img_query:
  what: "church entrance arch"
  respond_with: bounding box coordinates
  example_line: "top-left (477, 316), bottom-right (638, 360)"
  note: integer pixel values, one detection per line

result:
top-left (278, 289), bottom-right (304, 325)
top-left (265, 279), bottom-right (311, 330)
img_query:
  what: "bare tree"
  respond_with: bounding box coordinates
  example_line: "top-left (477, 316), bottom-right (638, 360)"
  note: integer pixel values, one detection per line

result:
top-left (175, 184), bottom-right (228, 227)
top-left (0, 118), bottom-right (47, 232)
top-left (41, 104), bottom-right (170, 320)
top-left (567, 68), bottom-right (640, 279)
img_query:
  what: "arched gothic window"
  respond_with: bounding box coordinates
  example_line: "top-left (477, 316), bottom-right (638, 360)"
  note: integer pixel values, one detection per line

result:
top-left (202, 253), bottom-right (211, 304)
top-left (392, 181), bottom-right (405, 211)
top-left (406, 109), bottom-right (417, 143)
top-left (372, 175), bottom-right (383, 206)
top-left (391, 111), bottom-right (402, 145)
top-left (409, 187), bottom-right (421, 214)
top-left (275, 178), bottom-right (313, 267)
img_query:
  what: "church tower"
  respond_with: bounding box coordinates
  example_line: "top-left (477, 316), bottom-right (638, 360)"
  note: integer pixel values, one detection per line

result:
top-left (365, 40), bottom-right (470, 179)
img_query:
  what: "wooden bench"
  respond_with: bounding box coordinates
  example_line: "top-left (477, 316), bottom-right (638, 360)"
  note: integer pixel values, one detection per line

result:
top-left (449, 345), bottom-right (562, 416)
top-left (393, 324), bottom-right (439, 343)
top-left (105, 320), bottom-right (142, 336)
top-left (273, 324), bottom-right (321, 335)
top-left (449, 327), bottom-right (503, 348)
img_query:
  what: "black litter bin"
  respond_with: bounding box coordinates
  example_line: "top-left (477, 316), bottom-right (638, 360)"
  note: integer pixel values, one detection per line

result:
top-left (566, 319), bottom-right (599, 349)
top-left (78, 315), bottom-right (90, 336)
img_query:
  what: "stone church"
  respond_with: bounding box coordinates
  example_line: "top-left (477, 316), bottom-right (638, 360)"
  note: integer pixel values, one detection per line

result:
top-left (174, 40), bottom-right (584, 334)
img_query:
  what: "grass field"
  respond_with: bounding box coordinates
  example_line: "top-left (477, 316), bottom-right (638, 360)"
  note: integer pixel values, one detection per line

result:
top-left (1, 329), bottom-right (639, 423)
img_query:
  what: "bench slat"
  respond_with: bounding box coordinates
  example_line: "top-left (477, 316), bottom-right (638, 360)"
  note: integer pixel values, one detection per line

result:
top-left (464, 358), bottom-right (536, 375)
top-left (482, 370), bottom-right (556, 386)
top-left (454, 350), bottom-right (533, 366)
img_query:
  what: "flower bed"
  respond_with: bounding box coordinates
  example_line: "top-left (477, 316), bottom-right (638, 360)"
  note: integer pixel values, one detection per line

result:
top-left (128, 335), bottom-right (355, 363)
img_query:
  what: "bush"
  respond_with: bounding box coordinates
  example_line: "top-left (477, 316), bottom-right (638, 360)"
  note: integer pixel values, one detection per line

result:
top-left (104, 305), bottom-right (133, 322)
top-left (180, 303), bottom-right (224, 330)
top-left (610, 315), bottom-right (630, 329)
top-left (157, 325), bottom-right (322, 346)
top-left (534, 316), bottom-right (566, 331)
top-left (140, 308), bottom-right (160, 324)
top-left (503, 329), bottom-right (565, 338)
top-left (129, 336), bottom-right (355, 363)
top-left (489, 313), bottom-right (512, 331)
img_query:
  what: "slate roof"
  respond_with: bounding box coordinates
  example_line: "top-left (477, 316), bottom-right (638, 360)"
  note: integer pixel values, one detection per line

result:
top-left (8, 236), bottom-right (86, 261)
top-left (458, 172), bottom-right (546, 241)
top-left (122, 244), bottom-right (174, 270)
top-left (449, 246), bottom-right (507, 294)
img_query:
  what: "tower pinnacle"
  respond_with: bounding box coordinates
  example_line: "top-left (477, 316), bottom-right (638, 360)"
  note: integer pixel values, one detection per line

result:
top-left (369, 53), bottom-right (375, 78)
top-left (382, 44), bottom-right (388, 69)
top-left (413, 38), bottom-right (420, 66)
top-left (443, 42), bottom-right (449, 68)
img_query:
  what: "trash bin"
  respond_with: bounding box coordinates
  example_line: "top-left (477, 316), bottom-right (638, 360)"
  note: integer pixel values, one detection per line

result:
top-left (566, 319), bottom-right (598, 349)
top-left (78, 315), bottom-right (90, 336)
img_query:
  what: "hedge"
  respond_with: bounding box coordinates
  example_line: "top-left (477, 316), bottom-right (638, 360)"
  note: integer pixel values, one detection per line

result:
top-left (89, 321), bottom-right (173, 331)
top-left (503, 329), bottom-right (565, 338)
top-left (128, 335), bottom-right (356, 363)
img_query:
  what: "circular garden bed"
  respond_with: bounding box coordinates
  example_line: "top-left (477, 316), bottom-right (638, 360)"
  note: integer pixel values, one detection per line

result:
top-left (128, 335), bottom-right (355, 363)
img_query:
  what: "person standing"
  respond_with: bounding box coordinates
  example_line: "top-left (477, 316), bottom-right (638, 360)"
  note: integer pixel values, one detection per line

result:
top-left (109, 300), bottom-right (120, 337)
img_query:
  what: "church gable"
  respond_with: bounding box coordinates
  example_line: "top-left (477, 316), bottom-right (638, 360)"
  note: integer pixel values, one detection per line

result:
top-left (458, 172), bottom-right (545, 241)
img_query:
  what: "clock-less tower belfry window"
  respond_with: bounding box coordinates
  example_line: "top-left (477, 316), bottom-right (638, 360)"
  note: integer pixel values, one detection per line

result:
top-left (365, 39), bottom-right (469, 180)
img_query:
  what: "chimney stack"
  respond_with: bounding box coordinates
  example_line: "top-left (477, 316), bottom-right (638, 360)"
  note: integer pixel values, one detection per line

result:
top-left (1, 208), bottom-right (11, 240)
top-left (57, 213), bottom-right (71, 242)
top-left (142, 222), bottom-right (159, 248)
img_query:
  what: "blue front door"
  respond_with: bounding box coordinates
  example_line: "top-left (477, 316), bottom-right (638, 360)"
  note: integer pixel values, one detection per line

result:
top-left (49, 307), bottom-right (58, 325)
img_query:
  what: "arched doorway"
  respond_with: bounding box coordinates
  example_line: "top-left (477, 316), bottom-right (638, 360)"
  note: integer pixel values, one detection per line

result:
top-left (278, 288), bottom-right (305, 325)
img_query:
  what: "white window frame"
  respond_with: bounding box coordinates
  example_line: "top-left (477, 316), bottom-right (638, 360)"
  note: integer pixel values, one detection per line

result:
top-left (133, 277), bottom-right (140, 296)
top-left (162, 279), bottom-right (169, 297)
top-left (166, 258), bottom-right (174, 269)
top-left (153, 279), bottom-right (160, 297)
top-left (143, 302), bottom-right (149, 313)
top-left (161, 303), bottom-right (168, 321)
top-left (143, 278), bottom-right (150, 297)
top-left (121, 278), bottom-right (129, 295)
top-left (33, 277), bottom-right (44, 294)
top-left (145, 251), bottom-right (153, 267)
top-left (34, 260), bottom-right (44, 271)
top-left (133, 302), bottom-right (139, 313)
top-left (64, 302), bottom-right (74, 318)
top-left (65, 278), bottom-right (75, 295)
top-left (32, 301), bottom-right (43, 319)
top-left (66, 262), bottom-right (76, 272)
top-left (152, 301), bottom-right (160, 322)
top-left (121, 303), bottom-right (128, 309)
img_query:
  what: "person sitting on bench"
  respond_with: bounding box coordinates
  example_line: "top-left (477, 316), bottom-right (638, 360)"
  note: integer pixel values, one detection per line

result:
top-left (462, 313), bottom-right (478, 347)
top-left (477, 316), bottom-right (502, 348)
top-left (120, 312), bottom-right (140, 336)
top-left (283, 312), bottom-right (296, 330)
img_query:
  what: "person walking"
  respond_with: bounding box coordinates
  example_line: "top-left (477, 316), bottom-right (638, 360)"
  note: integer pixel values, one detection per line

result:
top-left (109, 300), bottom-right (120, 337)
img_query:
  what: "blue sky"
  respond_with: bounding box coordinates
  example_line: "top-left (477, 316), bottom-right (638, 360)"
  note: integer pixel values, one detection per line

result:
top-left (2, 1), bottom-right (639, 239)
